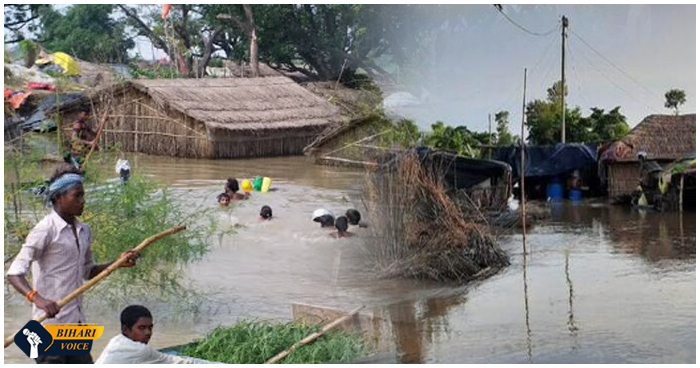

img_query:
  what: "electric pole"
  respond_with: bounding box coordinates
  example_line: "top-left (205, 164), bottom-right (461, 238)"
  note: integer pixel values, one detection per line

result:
top-left (561, 15), bottom-right (568, 143)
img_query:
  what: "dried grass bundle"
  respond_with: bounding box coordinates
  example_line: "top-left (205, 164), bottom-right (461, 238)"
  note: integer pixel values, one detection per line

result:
top-left (362, 151), bottom-right (509, 282)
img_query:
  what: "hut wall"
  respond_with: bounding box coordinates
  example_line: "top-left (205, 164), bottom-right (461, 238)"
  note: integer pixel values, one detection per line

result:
top-left (607, 162), bottom-right (639, 198)
top-left (209, 126), bottom-right (326, 158)
top-left (59, 89), bottom-right (212, 158)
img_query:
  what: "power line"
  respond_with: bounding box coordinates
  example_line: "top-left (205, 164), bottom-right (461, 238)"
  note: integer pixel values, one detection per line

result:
top-left (566, 42), bottom-right (595, 110)
top-left (491, 33), bottom-right (558, 114)
top-left (569, 39), bottom-right (659, 114)
top-left (569, 29), bottom-right (658, 101)
top-left (494, 5), bottom-right (559, 37)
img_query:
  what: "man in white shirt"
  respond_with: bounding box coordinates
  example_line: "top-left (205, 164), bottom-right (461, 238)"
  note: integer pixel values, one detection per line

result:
top-left (7, 164), bottom-right (139, 364)
top-left (96, 305), bottom-right (216, 364)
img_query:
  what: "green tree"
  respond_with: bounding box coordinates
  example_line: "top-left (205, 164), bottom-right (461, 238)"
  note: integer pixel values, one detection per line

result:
top-left (664, 88), bottom-right (686, 115)
top-left (580, 106), bottom-right (629, 142)
top-left (495, 110), bottom-right (514, 145)
top-left (426, 122), bottom-right (491, 157)
top-left (39, 5), bottom-right (134, 63)
top-left (526, 81), bottom-right (583, 144)
top-left (390, 118), bottom-right (421, 147)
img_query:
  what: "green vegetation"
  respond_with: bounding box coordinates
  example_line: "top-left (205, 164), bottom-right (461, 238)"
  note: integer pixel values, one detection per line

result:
top-left (179, 320), bottom-right (367, 364)
top-left (495, 110), bottom-right (514, 145)
top-left (526, 81), bottom-right (630, 144)
top-left (128, 64), bottom-right (180, 79)
top-left (39, 5), bottom-right (134, 63)
top-left (4, 135), bottom-right (229, 311)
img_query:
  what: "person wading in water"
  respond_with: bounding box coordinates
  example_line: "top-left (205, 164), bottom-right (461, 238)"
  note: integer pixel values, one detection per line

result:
top-left (7, 163), bottom-right (140, 364)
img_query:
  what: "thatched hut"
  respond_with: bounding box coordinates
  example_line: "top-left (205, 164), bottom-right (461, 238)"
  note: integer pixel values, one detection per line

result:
top-left (54, 77), bottom-right (343, 158)
top-left (303, 114), bottom-right (394, 167)
top-left (600, 114), bottom-right (695, 199)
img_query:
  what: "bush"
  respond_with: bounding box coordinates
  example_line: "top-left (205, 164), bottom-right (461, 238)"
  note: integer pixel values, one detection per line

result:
top-left (179, 320), bottom-right (367, 363)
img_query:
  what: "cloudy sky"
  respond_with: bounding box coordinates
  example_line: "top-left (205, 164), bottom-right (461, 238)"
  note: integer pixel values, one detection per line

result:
top-left (382, 4), bottom-right (695, 134)
top-left (27, 4), bottom-right (698, 135)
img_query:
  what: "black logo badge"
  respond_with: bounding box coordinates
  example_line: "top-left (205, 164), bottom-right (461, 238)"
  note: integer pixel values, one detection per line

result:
top-left (14, 320), bottom-right (53, 359)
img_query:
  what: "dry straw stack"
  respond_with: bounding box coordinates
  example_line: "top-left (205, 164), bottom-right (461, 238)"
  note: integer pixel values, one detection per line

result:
top-left (362, 150), bottom-right (509, 282)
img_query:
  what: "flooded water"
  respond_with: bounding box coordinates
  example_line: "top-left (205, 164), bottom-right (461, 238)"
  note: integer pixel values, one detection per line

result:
top-left (4, 155), bottom-right (696, 363)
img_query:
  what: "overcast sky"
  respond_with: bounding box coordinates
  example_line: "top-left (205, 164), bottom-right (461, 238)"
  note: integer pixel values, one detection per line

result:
top-left (22, 4), bottom-right (698, 134)
top-left (382, 4), bottom-right (696, 134)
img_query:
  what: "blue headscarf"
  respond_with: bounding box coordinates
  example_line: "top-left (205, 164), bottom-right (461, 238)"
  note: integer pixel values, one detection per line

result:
top-left (47, 173), bottom-right (84, 202)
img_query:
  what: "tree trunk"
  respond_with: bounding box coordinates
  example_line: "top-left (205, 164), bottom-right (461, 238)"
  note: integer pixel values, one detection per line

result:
top-left (249, 27), bottom-right (259, 77)
top-left (197, 28), bottom-right (224, 78)
top-left (243, 5), bottom-right (259, 78)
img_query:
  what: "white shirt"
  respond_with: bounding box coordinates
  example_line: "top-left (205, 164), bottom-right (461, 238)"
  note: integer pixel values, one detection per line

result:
top-left (95, 334), bottom-right (215, 364)
top-left (7, 210), bottom-right (94, 324)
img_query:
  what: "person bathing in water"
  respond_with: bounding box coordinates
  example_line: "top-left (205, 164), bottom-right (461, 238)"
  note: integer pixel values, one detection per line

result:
top-left (225, 178), bottom-right (250, 200)
top-left (312, 209), bottom-right (335, 228)
top-left (345, 209), bottom-right (368, 228)
top-left (217, 193), bottom-right (230, 207)
top-left (330, 216), bottom-right (353, 238)
top-left (260, 205), bottom-right (272, 220)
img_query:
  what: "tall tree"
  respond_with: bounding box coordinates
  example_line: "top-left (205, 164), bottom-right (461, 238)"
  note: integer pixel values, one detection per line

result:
top-left (214, 5), bottom-right (259, 77)
top-left (39, 5), bottom-right (134, 63)
top-left (664, 88), bottom-right (686, 115)
top-left (495, 110), bottom-right (513, 145)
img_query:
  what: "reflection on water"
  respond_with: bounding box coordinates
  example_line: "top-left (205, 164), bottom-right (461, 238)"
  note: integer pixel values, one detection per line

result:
top-left (4, 155), bottom-right (695, 363)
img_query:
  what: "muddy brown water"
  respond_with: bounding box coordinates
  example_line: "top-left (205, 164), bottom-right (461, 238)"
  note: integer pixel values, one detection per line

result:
top-left (4, 155), bottom-right (696, 363)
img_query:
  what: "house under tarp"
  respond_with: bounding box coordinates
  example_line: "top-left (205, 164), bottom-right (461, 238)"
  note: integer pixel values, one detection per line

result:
top-left (493, 143), bottom-right (599, 199)
top-left (377, 146), bottom-right (512, 210)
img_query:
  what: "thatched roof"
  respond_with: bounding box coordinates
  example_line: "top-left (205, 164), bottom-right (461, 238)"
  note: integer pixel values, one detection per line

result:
top-left (55, 76), bottom-right (344, 132)
top-left (603, 114), bottom-right (696, 162)
top-left (129, 77), bottom-right (343, 131)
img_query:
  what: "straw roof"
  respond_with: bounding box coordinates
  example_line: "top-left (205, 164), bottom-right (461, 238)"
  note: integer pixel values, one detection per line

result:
top-left (603, 114), bottom-right (696, 162)
top-left (129, 77), bottom-right (343, 131)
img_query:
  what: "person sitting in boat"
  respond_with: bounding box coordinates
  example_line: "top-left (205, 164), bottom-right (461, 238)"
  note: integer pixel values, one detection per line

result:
top-left (217, 193), bottom-right (230, 207)
top-left (224, 178), bottom-right (250, 200)
top-left (95, 305), bottom-right (218, 364)
top-left (260, 205), bottom-right (273, 220)
top-left (330, 216), bottom-right (353, 238)
top-left (312, 208), bottom-right (335, 228)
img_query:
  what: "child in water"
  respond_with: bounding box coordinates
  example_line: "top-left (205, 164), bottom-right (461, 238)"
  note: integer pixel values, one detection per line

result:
top-left (345, 209), bottom-right (368, 228)
top-left (260, 205), bottom-right (273, 220)
top-left (225, 178), bottom-right (250, 200)
top-left (330, 216), bottom-right (353, 238)
top-left (312, 208), bottom-right (335, 228)
top-left (217, 192), bottom-right (230, 206)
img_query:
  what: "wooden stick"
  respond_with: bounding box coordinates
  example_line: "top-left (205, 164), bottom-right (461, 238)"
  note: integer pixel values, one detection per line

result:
top-left (4, 225), bottom-right (186, 348)
top-left (79, 105), bottom-right (112, 171)
top-left (264, 305), bottom-right (365, 364)
top-left (520, 68), bottom-right (528, 255)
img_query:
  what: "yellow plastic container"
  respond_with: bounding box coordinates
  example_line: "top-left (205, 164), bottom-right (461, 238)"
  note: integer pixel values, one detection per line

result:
top-left (261, 177), bottom-right (272, 193)
top-left (241, 179), bottom-right (253, 192)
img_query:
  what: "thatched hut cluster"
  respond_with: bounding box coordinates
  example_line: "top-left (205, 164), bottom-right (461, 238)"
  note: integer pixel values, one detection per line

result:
top-left (600, 114), bottom-right (696, 199)
top-left (54, 76), bottom-right (344, 158)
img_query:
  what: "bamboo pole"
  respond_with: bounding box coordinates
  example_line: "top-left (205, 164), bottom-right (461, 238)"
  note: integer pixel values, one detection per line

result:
top-left (4, 225), bottom-right (186, 348)
top-left (520, 68), bottom-right (528, 255)
top-left (264, 305), bottom-right (365, 364)
top-left (79, 107), bottom-right (111, 171)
